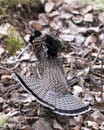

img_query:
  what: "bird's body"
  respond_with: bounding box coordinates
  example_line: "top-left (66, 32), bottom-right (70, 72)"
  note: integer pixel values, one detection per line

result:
top-left (14, 30), bottom-right (90, 116)
top-left (40, 57), bottom-right (67, 94)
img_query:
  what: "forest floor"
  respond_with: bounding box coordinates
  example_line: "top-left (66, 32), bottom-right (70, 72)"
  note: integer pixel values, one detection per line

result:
top-left (0, 0), bottom-right (104, 130)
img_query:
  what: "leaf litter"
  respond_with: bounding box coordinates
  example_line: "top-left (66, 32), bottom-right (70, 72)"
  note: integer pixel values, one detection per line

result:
top-left (0, 0), bottom-right (104, 129)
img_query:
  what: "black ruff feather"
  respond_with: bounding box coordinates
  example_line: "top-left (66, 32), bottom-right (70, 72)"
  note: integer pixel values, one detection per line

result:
top-left (44, 35), bottom-right (62, 57)
top-left (29, 30), bottom-right (42, 43)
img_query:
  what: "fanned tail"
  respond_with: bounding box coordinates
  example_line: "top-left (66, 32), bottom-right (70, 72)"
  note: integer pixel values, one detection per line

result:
top-left (14, 72), bottom-right (90, 116)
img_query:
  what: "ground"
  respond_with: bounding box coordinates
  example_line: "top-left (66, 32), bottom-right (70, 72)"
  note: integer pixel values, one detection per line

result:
top-left (0, 0), bottom-right (104, 130)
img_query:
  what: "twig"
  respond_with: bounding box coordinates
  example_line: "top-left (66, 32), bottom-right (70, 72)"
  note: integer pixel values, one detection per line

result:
top-left (77, 65), bottom-right (104, 77)
top-left (4, 58), bottom-right (37, 65)
top-left (92, 65), bottom-right (104, 70)
top-left (85, 40), bottom-right (104, 76)
top-left (17, 43), bottom-right (31, 59)
top-left (0, 65), bottom-right (11, 73)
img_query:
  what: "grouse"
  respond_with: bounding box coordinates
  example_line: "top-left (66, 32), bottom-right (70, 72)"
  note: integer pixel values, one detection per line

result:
top-left (14, 30), bottom-right (90, 116)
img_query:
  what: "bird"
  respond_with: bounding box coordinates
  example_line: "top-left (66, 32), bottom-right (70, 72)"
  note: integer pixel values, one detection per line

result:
top-left (14, 30), bottom-right (90, 116)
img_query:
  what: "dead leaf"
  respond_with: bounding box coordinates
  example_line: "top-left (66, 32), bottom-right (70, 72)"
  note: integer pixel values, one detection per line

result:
top-left (99, 12), bottom-right (104, 24)
top-left (29, 20), bottom-right (43, 31)
top-left (62, 4), bottom-right (80, 14)
top-left (0, 46), bottom-right (5, 56)
top-left (84, 121), bottom-right (99, 130)
top-left (72, 85), bottom-right (83, 97)
top-left (68, 21), bottom-right (87, 34)
top-left (7, 123), bottom-right (16, 130)
top-left (53, 120), bottom-right (63, 130)
top-left (88, 27), bottom-right (99, 32)
top-left (0, 97), bottom-right (3, 104)
top-left (91, 91), bottom-right (102, 102)
top-left (60, 34), bottom-right (75, 41)
top-left (0, 97), bottom-right (3, 112)
top-left (80, 5), bottom-right (93, 14)
top-left (91, 110), bottom-right (104, 124)
top-left (72, 15), bottom-right (83, 24)
top-left (0, 0), bottom-right (104, 129)
top-left (64, 0), bottom-right (74, 4)
top-left (75, 34), bottom-right (85, 45)
top-left (0, 23), bottom-right (11, 35)
top-left (93, 102), bottom-right (104, 112)
top-left (12, 93), bottom-right (33, 104)
top-left (60, 13), bottom-right (73, 19)
top-left (70, 124), bottom-right (81, 130)
top-left (84, 35), bottom-right (98, 46)
top-left (100, 121), bottom-right (104, 130)
top-left (19, 125), bottom-right (32, 130)
top-left (55, 0), bottom-right (63, 8)
top-left (48, 11), bottom-right (60, 17)
top-left (83, 13), bottom-right (93, 22)
top-left (50, 17), bottom-right (62, 29)
top-left (45, 1), bottom-right (55, 13)
top-left (39, 13), bottom-right (49, 26)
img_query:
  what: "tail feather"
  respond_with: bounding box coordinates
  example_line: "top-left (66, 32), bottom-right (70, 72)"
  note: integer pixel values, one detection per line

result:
top-left (14, 72), bottom-right (89, 116)
top-left (54, 94), bottom-right (89, 115)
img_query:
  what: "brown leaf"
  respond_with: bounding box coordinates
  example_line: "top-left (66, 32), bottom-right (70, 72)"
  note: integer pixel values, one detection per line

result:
top-left (1, 75), bottom-right (13, 86)
top-left (55, 0), bottom-right (63, 8)
top-left (75, 58), bottom-right (89, 69)
top-left (93, 102), bottom-right (104, 112)
top-left (29, 20), bottom-right (43, 31)
top-left (53, 120), bottom-right (63, 130)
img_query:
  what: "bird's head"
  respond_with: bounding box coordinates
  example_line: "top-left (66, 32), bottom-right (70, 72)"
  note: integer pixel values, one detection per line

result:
top-left (29, 29), bottom-right (62, 58)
